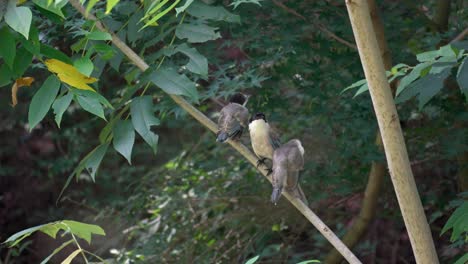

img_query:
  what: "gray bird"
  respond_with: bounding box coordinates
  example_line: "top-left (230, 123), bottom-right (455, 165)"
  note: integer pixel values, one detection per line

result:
top-left (216, 93), bottom-right (250, 143)
top-left (271, 139), bottom-right (308, 205)
top-left (248, 112), bottom-right (281, 172)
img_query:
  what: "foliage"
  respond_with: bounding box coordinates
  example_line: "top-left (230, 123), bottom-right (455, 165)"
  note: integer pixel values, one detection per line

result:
top-left (3, 220), bottom-right (105, 263)
top-left (0, 0), bottom-right (467, 263)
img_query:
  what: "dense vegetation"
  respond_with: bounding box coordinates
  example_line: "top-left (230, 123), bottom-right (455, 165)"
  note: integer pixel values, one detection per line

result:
top-left (0, 0), bottom-right (467, 263)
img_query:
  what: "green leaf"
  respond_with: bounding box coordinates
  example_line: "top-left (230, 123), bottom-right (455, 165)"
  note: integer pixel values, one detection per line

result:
top-left (3, 224), bottom-right (48, 247)
top-left (341, 78), bottom-right (366, 94)
top-left (176, 23), bottom-right (221, 43)
top-left (429, 62), bottom-right (455, 74)
top-left (32, 0), bottom-right (65, 18)
top-left (12, 47), bottom-right (33, 78)
top-left (140, 0), bottom-right (182, 30)
top-left (28, 75), bottom-right (61, 130)
top-left (175, 43), bottom-right (208, 76)
top-left (106, 0), bottom-right (119, 14)
top-left (147, 67), bottom-right (199, 102)
top-left (416, 50), bottom-right (439, 62)
top-left (353, 82), bottom-right (368, 97)
top-left (245, 255), bottom-right (260, 264)
top-left (87, 30), bottom-right (112, 41)
top-left (0, 64), bottom-right (13, 87)
top-left (40, 44), bottom-right (73, 64)
top-left (19, 25), bottom-right (40, 55)
top-left (454, 253), bottom-right (468, 264)
top-left (52, 92), bottom-right (73, 128)
top-left (0, 26), bottom-right (16, 68)
top-left (73, 89), bottom-right (113, 109)
top-left (75, 94), bottom-right (106, 120)
top-left (4, 0), bottom-right (32, 39)
top-left (113, 120), bottom-right (135, 164)
top-left (186, 1), bottom-right (240, 23)
top-left (396, 68), bottom-right (451, 108)
top-left (83, 143), bottom-right (109, 181)
top-left (457, 57), bottom-right (468, 100)
top-left (396, 61), bottom-right (432, 96)
top-left (296, 260), bottom-right (321, 264)
top-left (438, 44), bottom-right (456, 58)
top-left (230, 0), bottom-right (262, 9)
top-left (130, 96), bottom-right (160, 154)
top-left (40, 239), bottom-right (74, 264)
top-left (441, 201), bottom-right (468, 242)
top-left (85, 0), bottom-right (99, 14)
top-left (62, 220), bottom-right (106, 244)
top-left (74, 57), bottom-right (94, 76)
top-left (61, 249), bottom-right (82, 264)
top-left (175, 0), bottom-right (194, 15)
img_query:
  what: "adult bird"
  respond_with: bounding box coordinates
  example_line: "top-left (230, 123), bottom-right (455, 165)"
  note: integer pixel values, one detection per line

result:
top-left (271, 139), bottom-right (308, 205)
top-left (216, 93), bottom-right (250, 143)
top-left (249, 112), bottom-right (281, 173)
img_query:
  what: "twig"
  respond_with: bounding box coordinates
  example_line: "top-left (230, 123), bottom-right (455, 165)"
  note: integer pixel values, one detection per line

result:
top-left (271, 0), bottom-right (357, 50)
top-left (68, 1), bottom-right (361, 263)
top-left (450, 27), bottom-right (468, 43)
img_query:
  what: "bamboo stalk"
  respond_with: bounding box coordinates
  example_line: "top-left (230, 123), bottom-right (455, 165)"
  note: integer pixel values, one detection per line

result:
top-left (345, 0), bottom-right (439, 263)
top-left (69, 0), bottom-right (362, 263)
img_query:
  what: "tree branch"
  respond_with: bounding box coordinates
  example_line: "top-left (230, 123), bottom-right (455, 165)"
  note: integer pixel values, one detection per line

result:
top-left (345, 0), bottom-right (439, 263)
top-left (450, 27), bottom-right (468, 43)
top-left (68, 0), bottom-right (362, 263)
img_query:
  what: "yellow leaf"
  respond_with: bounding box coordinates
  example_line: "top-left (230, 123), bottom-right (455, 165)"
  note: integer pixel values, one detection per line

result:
top-left (61, 249), bottom-right (82, 264)
top-left (45, 59), bottom-right (98, 92)
top-left (11, 77), bottom-right (35, 107)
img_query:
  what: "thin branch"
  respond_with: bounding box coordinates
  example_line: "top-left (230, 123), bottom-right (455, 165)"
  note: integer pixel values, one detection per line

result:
top-left (68, 0), bottom-right (362, 263)
top-left (450, 27), bottom-right (468, 43)
top-left (272, 0), bottom-right (357, 50)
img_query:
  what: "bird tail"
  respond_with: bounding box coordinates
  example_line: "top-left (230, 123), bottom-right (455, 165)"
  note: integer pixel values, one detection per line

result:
top-left (271, 187), bottom-right (282, 205)
top-left (216, 131), bottom-right (229, 143)
top-left (293, 184), bottom-right (309, 206)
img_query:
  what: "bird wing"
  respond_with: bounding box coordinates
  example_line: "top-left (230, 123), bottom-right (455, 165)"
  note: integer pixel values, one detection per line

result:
top-left (268, 127), bottom-right (282, 149)
top-left (234, 105), bottom-right (249, 128)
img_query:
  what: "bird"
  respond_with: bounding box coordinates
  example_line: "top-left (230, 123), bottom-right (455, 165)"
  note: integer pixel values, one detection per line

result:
top-left (216, 93), bottom-right (250, 143)
top-left (248, 112), bottom-right (281, 173)
top-left (270, 139), bottom-right (308, 205)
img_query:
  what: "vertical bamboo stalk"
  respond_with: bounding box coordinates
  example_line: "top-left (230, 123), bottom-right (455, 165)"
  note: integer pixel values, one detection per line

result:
top-left (344, 0), bottom-right (439, 263)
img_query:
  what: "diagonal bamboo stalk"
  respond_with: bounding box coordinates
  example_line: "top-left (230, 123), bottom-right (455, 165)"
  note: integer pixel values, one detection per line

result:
top-left (345, 0), bottom-right (439, 263)
top-left (68, 0), bottom-right (362, 262)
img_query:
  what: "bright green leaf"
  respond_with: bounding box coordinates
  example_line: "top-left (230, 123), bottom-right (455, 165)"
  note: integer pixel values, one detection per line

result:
top-left (0, 26), bottom-right (16, 68)
top-left (106, 0), bottom-right (119, 14)
top-left (176, 23), bottom-right (221, 43)
top-left (245, 255), bottom-right (260, 264)
top-left (32, 0), bottom-right (65, 18)
top-left (186, 1), bottom-right (240, 23)
top-left (341, 78), bottom-right (366, 94)
top-left (62, 220), bottom-right (106, 244)
top-left (296, 260), bottom-right (321, 264)
top-left (130, 96), bottom-right (160, 154)
top-left (4, 0), bottom-right (32, 39)
top-left (353, 82), bottom-right (368, 98)
top-left (456, 57), bottom-right (468, 100)
top-left (52, 92), bottom-right (73, 128)
top-left (454, 253), bottom-right (468, 264)
top-left (140, 0), bottom-right (182, 30)
top-left (113, 119), bottom-right (135, 164)
top-left (85, 0), bottom-right (99, 14)
top-left (74, 57), bottom-right (94, 76)
top-left (75, 94), bottom-right (106, 120)
top-left (147, 67), bottom-right (199, 102)
top-left (61, 249), bottom-right (82, 264)
top-left (87, 30), bottom-right (112, 41)
top-left (28, 75), bottom-right (61, 130)
top-left (3, 224), bottom-right (48, 247)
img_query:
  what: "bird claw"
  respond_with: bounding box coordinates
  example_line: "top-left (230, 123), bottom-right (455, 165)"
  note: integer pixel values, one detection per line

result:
top-left (266, 168), bottom-right (273, 176)
top-left (256, 158), bottom-right (266, 168)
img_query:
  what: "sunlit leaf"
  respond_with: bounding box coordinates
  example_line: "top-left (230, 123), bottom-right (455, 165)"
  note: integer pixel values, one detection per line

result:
top-left (61, 220), bottom-right (106, 244)
top-left (245, 255), bottom-right (260, 264)
top-left (140, 0), bottom-right (182, 30)
top-left (105, 0), bottom-right (119, 14)
top-left (45, 59), bottom-right (98, 91)
top-left (4, 0), bottom-right (32, 39)
top-left (131, 96), bottom-right (159, 154)
top-left (28, 75), bottom-right (60, 130)
top-left (61, 249), bottom-right (82, 264)
top-left (32, 0), bottom-right (65, 18)
top-left (11, 76), bottom-right (34, 106)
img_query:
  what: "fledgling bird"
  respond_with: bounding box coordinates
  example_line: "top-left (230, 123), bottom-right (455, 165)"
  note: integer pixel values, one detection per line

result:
top-left (216, 93), bottom-right (250, 143)
top-left (249, 112), bottom-right (281, 172)
top-left (271, 139), bottom-right (308, 205)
